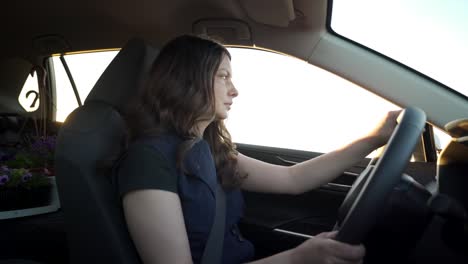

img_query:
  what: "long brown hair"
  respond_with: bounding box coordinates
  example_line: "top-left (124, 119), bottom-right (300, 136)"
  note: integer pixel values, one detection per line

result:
top-left (125, 35), bottom-right (244, 188)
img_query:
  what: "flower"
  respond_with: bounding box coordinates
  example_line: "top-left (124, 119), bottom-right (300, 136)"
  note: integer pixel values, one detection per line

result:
top-left (0, 166), bottom-right (49, 189)
top-left (21, 172), bottom-right (33, 182)
top-left (0, 135), bottom-right (55, 190)
top-left (0, 175), bottom-right (9, 186)
top-left (0, 135), bottom-right (54, 211)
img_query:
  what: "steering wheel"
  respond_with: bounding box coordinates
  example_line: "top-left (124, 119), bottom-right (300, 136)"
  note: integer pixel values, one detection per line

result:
top-left (335, 107), bottom-right (427, 244)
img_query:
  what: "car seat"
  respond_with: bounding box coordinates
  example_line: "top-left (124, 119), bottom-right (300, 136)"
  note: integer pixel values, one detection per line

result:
top-left (54, 38), bottom-right (158, 264)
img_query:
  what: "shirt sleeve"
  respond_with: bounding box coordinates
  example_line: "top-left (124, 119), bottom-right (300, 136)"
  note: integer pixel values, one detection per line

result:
top-left (116, 144), bottom-right (178, 196)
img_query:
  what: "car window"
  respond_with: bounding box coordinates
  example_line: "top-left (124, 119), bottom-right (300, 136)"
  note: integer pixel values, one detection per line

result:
top-left (331, 0), bottom-right (468, 97)
top-left (51, 47), bottom-right (447, 158)
top-left (225, 48), bottom-right (399, 156)
top-left (51, 51), bottom-right (118, 122)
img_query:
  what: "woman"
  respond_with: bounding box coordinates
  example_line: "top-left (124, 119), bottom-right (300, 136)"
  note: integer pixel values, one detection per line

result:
top-left (117, 35), bottom-right (399, 264)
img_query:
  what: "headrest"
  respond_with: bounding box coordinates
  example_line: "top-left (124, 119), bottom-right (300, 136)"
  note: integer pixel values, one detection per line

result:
top-left (85, 38), bottom-right (158, 112)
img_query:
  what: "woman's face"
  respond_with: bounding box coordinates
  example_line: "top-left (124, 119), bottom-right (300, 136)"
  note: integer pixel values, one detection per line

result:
top-left (213, 54), bottom-right (238, 120)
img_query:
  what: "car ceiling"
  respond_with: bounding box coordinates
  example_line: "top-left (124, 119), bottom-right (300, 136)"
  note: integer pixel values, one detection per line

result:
top-left (1, 0), bottom-right (325, 114)
top-left (1, 0), bottom-right (325, 62)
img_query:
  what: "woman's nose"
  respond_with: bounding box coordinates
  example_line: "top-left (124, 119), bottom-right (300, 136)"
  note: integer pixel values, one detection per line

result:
top-left (229, 83), bottom-right (239, 97)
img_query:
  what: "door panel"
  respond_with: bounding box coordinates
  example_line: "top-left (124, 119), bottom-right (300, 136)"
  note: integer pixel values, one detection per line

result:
top-left (237, 143), bottom-right (437, 259)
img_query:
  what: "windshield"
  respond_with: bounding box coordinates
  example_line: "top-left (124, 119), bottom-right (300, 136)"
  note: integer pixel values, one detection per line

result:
top-left (330, 0), bottom-right (468, 97)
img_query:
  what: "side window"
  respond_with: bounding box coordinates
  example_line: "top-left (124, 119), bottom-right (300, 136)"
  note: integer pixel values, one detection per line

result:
top-left (225, 48), bottom-right (399, 155)
top-left (18, 72), bottom-right (39, 112)
top-left (48, 47), bottom-right (447, 158)
top-left (51, 51), bottom-right (118, 122)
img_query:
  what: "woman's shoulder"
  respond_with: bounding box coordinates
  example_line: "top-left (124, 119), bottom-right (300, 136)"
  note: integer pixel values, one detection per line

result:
top-left (130, 133), bottom-right (181, 155)
top-left (116, 137), bottom-right (179, 196)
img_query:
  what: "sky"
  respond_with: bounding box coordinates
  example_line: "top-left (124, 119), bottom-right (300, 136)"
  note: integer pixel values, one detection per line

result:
top-left (332, 0), bottom-right (468, 96)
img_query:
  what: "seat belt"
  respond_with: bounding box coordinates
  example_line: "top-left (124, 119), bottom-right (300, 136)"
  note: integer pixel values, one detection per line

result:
top-left (200, 183), bottom-right (226, 264)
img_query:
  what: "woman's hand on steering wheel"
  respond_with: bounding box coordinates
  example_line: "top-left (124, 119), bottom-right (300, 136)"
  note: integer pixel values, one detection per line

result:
top-left (366, 110), bottom-right (402, 148)
top-left (292, 231), bottom-right (365, 264)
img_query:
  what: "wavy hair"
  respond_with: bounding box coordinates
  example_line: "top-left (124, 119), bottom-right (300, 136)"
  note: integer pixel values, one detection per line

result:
top-left (125, 35), bottom-right (244, 188)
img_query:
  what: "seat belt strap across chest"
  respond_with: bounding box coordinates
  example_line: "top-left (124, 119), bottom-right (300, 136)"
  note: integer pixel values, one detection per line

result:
top-left (200, 184), bottom-right (226, 264)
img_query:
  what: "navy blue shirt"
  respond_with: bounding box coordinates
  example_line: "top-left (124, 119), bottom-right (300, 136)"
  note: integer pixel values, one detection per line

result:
top-left (117, 134), bottom-right (255, 264)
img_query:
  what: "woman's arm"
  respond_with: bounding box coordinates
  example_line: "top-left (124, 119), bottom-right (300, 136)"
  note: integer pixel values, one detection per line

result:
top-left (122, 189), bottom-right (193, 264)
top-left (238, 136), bottom-right (378, 194)
top-left (239, 111), bottom-right (400, 195)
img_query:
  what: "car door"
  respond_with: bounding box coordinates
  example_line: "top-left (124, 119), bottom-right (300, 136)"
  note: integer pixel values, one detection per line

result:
top-left (226, 47), bottom-right (439, 258)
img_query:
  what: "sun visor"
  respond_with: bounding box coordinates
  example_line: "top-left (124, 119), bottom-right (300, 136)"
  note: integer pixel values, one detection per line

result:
top-left (193, 19), bottom-right (252, 45)
top-left (239, 0), bottom-right (295, 27)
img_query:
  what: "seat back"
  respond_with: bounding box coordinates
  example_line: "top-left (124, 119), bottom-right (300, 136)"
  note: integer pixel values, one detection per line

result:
top-left (55, 39), bottom-right (158, 263)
